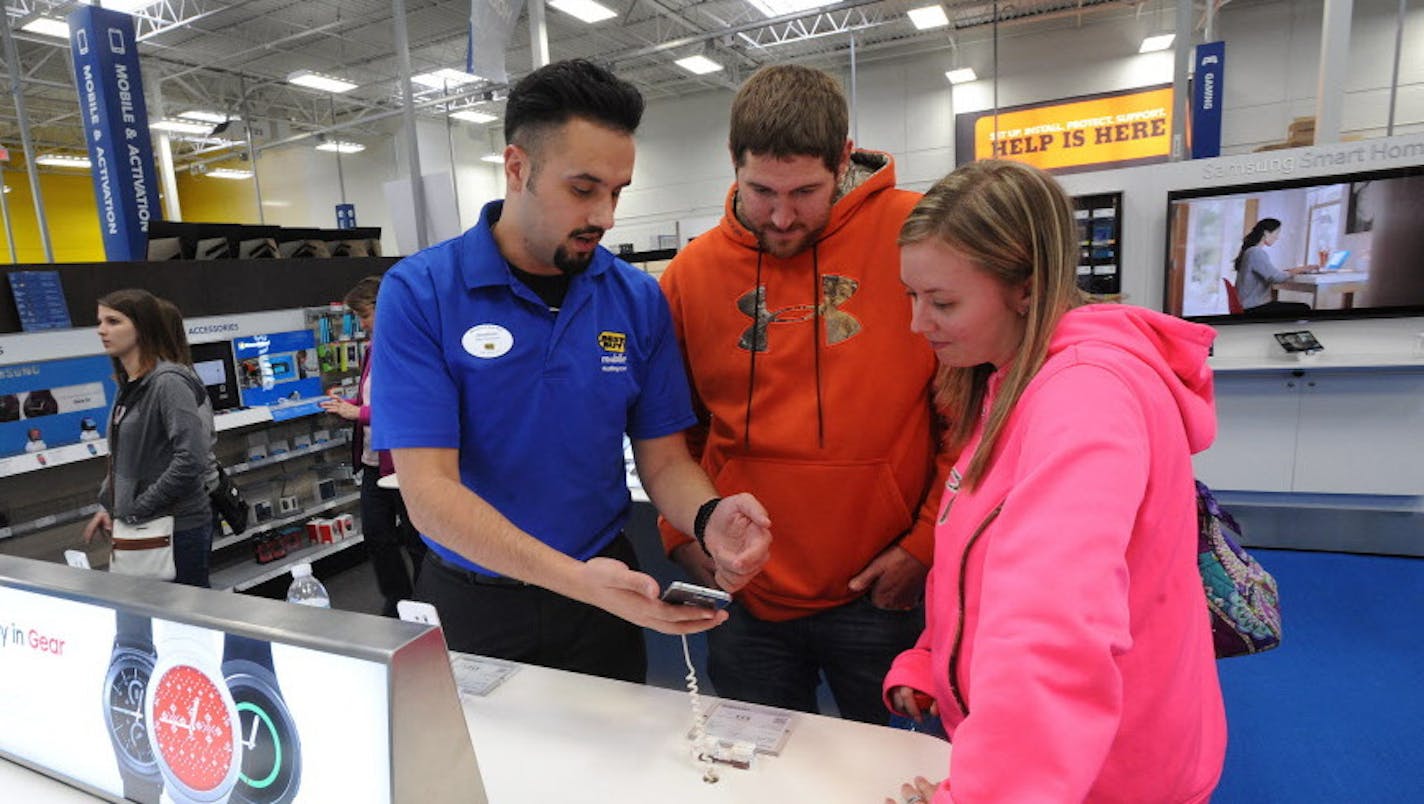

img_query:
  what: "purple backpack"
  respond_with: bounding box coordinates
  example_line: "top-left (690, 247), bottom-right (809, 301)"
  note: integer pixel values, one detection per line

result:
top-left (1196, 481), bottom-right (1283, 658)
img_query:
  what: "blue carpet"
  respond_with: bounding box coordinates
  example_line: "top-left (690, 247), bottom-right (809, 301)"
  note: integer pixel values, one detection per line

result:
top-left (1214, 549), bottom-right (1424, 803)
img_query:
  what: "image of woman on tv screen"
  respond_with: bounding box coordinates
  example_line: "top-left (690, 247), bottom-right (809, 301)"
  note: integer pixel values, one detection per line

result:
top-left (82, 289), bottom-right (216, 587)
top-left (1233, 218), bottom-right (1311, 313)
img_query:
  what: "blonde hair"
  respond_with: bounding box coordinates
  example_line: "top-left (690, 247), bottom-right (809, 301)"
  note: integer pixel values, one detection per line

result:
top-left (900, 160), bottom-right (1087, 489)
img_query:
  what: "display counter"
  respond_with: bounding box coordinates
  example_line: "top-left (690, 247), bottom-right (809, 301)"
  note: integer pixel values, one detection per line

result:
top-left (1, 555), bottom-right (949, 802)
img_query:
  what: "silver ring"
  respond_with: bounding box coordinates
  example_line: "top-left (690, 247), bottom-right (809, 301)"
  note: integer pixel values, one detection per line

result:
top-left (905, 795), bottom-right (926, 804)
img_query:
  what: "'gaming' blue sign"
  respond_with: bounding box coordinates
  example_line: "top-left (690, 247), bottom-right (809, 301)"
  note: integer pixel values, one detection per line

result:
top-left (1191, 41), bottom-right (1226, 160)
top-left (68, 6), bottom-right (159, 261)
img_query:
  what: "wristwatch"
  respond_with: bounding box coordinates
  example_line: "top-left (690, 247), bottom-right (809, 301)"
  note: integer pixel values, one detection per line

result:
top-left (145, 621), bottom-right (243, 804)
top-left (223, 634), bottom-right (303, 803)
top-left (102, 612), bottom-right (162, 803)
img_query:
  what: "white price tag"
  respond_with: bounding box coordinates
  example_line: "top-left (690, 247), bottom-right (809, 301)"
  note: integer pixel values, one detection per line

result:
top-left (700, 701), bottom-right (794, 755)
top-left (450, 655), bottom-right (519, 698)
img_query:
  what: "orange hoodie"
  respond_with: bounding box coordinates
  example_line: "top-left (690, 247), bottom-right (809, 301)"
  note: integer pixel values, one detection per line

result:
top-left (659, 151), bottom-right (953, 621)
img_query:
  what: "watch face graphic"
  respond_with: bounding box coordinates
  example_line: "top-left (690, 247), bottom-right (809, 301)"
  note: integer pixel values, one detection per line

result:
top-left (104, 653), bottom-right (157, 770)
top-left (226, 667), bottom-right (301, 803)
top-left (146, 654), bottom-right (242, 803)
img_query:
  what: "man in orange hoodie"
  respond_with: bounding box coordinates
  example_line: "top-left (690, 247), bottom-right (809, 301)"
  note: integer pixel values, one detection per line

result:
top-left (659, 65), bottom-right (954, 723)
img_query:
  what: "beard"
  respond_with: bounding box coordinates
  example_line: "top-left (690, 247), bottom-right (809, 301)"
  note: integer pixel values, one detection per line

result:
top-left (551, 227), bottom-right (604, 275)
top-left (754, 223), bottom-right (824, 259)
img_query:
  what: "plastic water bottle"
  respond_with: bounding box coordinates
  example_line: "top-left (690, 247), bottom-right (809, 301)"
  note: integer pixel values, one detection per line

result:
top-left (285, 562), bottom-right (331, 608)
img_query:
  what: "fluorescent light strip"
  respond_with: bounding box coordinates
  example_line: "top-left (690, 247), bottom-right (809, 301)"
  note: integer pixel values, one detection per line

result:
top-left (36, 154), bottom-right (91, 168)
top-left (21, 18), bottom-right (69, 38)
top-left (151, 118), bottom-right (214, 135)
top-left (412, 68), bottom-right (481, 89)
top-left (746, 0), bottom-right (839, 18)
top-left (288, 70), bottom-right (358, 94)
top-left (480, 154), bottom-right (504, 164)
top-left (675, 55), bottom-right (724, 75)
top-left (207, 168), bottom-right (254, 180)
top-left (907, 6), bottom-right (949, 30)
top-left (945, 68), bottom-right (978, 84)
top-left (178, 110), bottom-right (233, 124)
top-left (548, 0), bottom-right (618, 24)
top-left (316, 141), bottom-right (366, 154)
top-left (101, 1), bottom-right (160, 13)
top-left (1140, 34), bottom-right (1175, 53)
top-left (450, 109), bottom-right (498, 124)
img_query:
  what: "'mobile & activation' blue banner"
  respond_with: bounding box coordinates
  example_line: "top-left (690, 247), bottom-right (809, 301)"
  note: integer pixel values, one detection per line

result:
top-left (68, 6), bottom-right (158, 261)
top-left (1191, 41), bottom-right (1226, 159)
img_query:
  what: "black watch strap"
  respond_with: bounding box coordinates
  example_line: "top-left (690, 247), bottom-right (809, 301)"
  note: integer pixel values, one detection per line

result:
top-left (223, 632), bottom-right (276, 673)
top-left (114, 611), bottom-right (153, 653)
top-left (693, 497), bottom-right (722, 557)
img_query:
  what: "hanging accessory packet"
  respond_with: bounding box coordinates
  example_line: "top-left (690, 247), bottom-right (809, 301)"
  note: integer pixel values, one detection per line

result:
top-left (110, 515), bottom-right (176, 580)
top-left (1196, 481), bottom-right (1283, 658)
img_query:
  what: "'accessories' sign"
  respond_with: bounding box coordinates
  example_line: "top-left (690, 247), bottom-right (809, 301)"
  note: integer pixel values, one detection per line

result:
top-left (68, 6), bottom-right (158, 262)
top-left (955, 84), bottom-right (1174, 174)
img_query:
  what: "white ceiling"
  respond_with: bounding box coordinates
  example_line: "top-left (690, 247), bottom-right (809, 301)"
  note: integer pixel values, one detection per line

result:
top-left (0, 0), bottom-right (1165, 168)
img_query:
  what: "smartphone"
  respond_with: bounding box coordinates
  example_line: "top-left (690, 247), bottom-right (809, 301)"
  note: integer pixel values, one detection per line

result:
top-left (397, 600), bottom-right (442, 626)
top-left (661, 581), bottom-right (732, 610)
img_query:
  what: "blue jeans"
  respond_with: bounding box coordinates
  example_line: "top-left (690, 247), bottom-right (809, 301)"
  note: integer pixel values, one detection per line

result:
top-left (708, 595), bottom-right (924, 724)
top-left (173, 520), bottom-right (213, 588)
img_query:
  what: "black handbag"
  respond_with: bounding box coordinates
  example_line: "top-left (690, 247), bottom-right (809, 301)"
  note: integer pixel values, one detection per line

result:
top-left (210, 463), bottom-right (249, 534)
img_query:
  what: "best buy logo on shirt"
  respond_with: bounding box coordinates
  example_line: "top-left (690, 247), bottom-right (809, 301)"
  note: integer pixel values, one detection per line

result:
top-left (598, 331), bottom-right (627, 353)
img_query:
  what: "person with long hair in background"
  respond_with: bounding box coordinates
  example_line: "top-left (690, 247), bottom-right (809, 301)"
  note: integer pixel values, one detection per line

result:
top-left (83, 290), bottom-right (215, 587)
top-left (1234, 217), bottom-right (1311, 312)
top-left (883, 161), bottom-right (1226, 803)
top-left (320, 275), bottom-right (426, 616)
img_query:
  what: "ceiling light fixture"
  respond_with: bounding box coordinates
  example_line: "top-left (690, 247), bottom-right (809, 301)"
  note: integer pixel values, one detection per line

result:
top-left (207, 168), bottom-right (254, 180)
top-left (287, 70), bottom-right (357, 94)
top-left (945, 68), bottom-right (978, 84)
top-left (480, 153), bottom-right (505, 164)
top-left (35, 154), bottom-right (91, 168)
top-left (412, 68), bottom-right (481, 89)
top-left (20, 18), bottom-right (69, 38)
top-left (315, 141), bottom-right (365, 154)
top-left (675, 55), bottom-right (724, 75)
top-left (100, 1), bottom-right (160, 13)
top-left (746, 0), bottom-right (840, 19)
top-left (178, 110), bottom-right (236, 124)
top-left (1140, 34), bottom-right (1175, 53)
top-left (548, 0), bottom-right (618, 24)
top-left (907, 6), bottom-right (949, 30)
top-left (150, 118), bottom-right (214, 135)
top-left (450, 109), bottom-right (499, 124)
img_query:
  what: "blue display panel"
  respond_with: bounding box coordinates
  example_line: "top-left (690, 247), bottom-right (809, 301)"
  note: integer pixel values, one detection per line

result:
top-left (232, 330), bottom-right (323, 410)
top-left (0, 355), bottom-right (116, 459)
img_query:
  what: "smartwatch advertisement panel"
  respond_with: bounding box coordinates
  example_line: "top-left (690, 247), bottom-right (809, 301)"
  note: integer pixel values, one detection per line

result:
top-left (0, 584), bottom-right (393, 803)
top-left (0, 354), bottom-right (115, 461)
top-left (232, 330), bottom-right (324, 420)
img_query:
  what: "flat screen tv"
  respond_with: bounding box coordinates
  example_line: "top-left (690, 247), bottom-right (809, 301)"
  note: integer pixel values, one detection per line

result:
top-left (1164, 165), bottom-right (1424, 323)
top-left (189, 340), bottom-right (242, 413)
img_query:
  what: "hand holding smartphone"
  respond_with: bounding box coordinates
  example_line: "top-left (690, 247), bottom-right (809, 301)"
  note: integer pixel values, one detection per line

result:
top-left (661, 581), bottom-right (732, 610)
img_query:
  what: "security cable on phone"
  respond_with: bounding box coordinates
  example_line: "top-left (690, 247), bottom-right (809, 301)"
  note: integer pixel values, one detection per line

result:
top-left (680, 634), bottom-right (718, 784)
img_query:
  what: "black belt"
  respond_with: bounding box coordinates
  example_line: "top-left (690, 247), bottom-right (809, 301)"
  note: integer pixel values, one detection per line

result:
top-left (429, 552), bottom-right (530, 587)
top-left (427, 532), bottom-right (631, 588)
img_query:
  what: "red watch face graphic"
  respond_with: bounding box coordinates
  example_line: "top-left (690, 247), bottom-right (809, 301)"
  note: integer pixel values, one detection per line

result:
top-left (146, 656), bottom-right (242, 803)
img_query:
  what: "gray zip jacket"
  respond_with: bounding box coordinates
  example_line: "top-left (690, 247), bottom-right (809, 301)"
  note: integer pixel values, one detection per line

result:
top-left (98, 361), bottom-right (216, 530)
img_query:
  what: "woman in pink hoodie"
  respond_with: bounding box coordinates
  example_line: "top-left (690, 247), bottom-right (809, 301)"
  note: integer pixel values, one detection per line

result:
top-left (883, 160), bottom-right (1226, 804)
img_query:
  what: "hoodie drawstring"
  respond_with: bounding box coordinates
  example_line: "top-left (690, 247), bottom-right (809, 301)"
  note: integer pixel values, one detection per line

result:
top-left (812, 244), bottom-right (825, 449)
top-left (744, 250), bottom-right (763, 450)
top-left (743, 246), bottom-right (826, 451)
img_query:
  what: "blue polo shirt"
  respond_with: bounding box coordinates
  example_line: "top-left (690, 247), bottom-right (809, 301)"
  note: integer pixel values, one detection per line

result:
top-left (370, 201), bottom-right (697, 575)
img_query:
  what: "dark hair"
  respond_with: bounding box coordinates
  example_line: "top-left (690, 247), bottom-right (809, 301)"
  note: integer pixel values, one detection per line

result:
top-left (343, 275), bottom-right (382, 313)
top-left (1234, 218), bottom-right (1282, 274)
top-left (155, 297), bottom-right (192, 367)
top-left (503, 59), bottom-right (644, 153)
top-left (97, 288), bottom-right (167, 383)
top-left (730, 65), bottom-right (848, 174)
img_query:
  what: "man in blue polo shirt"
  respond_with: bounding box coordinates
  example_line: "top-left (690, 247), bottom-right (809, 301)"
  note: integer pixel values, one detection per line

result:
top-left (370, 59), bottom-right (772, 683)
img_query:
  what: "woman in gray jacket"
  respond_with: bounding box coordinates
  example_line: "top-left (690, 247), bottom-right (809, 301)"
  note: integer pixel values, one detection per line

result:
top-left (82, 289), bottom-right (215, 586)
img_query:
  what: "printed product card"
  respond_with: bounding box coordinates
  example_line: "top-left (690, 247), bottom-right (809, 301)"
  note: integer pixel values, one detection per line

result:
top-left (699, 701), bottom-right (794, 755)
top-left (450, 655), bottom-right (519, 698)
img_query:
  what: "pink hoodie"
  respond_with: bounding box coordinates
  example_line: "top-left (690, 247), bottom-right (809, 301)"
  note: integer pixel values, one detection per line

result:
top-left (884, 305), bottom-right (1227, 803)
